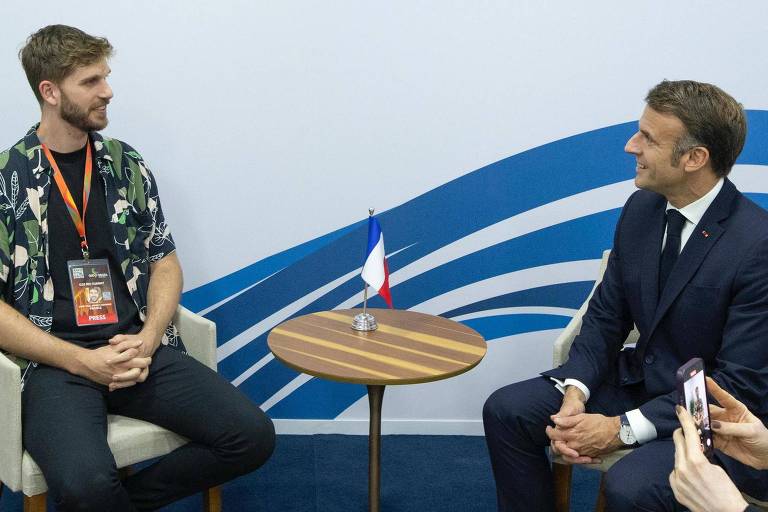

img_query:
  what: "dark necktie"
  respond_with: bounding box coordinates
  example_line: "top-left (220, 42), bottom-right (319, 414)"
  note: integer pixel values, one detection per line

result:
top-left (659, 209), bottom-right (687, 292)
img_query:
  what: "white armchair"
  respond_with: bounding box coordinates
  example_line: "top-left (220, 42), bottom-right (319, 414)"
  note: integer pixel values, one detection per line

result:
top-left (0, 305), bottom-right (222, 512)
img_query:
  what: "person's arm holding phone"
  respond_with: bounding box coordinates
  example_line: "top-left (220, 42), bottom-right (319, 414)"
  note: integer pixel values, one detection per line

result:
top-left (670, 376), bottom-right (768, 512)
top-left (706, 377), bottom-right (768, 470)
top-left (670, 406), bottom-right (750, 512)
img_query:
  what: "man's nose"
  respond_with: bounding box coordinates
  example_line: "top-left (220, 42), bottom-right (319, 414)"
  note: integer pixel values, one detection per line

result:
top-left (101, 81), bottom-right (114, 101)
top-left (625, 132), bottom-right (640, 154)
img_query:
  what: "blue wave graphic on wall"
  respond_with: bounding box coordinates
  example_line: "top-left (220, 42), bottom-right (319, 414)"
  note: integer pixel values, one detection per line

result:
top-left (182, 111), bottom-right (768, 419)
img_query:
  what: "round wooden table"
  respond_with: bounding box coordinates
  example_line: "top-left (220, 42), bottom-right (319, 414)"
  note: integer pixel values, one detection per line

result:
top-left (267, 308), bottom-right (487, 512)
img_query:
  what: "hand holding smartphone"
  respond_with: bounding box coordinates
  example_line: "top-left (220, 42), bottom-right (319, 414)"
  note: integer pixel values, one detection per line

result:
top-left (676, 358), bottom-right (714, 460)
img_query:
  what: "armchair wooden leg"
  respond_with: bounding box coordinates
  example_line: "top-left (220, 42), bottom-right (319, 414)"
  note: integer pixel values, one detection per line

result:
top-left (552, 462), bottom-right (572, 512)
top-left (203, 485), bottom-right (222, 512)
top-left (594, 473), bottom-right (607, 512)
top-left (23, 493), bottom-right (46, 512)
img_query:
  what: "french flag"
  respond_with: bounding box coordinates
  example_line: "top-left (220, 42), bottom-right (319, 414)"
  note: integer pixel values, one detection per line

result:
top-left (361, 215), bottom-right (393, 308)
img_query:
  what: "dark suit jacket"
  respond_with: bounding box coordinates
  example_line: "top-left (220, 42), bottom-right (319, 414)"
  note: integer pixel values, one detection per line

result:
top-left (545, 178), bottom-right (768, 439)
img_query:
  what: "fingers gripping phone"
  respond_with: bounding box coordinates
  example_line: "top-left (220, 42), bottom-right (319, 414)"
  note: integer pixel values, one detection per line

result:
top-left (676, 358), bottom-right (714, 459)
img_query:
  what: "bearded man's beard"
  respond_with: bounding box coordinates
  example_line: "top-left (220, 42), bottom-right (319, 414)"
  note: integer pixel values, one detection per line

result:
top-left (60, 91), bottom-right (108, 132)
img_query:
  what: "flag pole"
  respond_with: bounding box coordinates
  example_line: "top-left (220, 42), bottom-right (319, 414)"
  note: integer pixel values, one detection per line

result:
top-left (361, 208), bottom-right (373, 316)
top-left (352, 208), bottom-right (378, 331)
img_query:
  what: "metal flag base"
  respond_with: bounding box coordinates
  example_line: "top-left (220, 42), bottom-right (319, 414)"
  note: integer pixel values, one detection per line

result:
top-left (352, 312), bottom-right (378, 331)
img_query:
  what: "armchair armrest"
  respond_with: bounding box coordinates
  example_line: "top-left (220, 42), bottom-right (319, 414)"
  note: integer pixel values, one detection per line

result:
top-left (553, 250), bottom-right (611, 367)
top-left (552, 303), bottom-right (587, 367)
top-left (552, 250), bottom-right (640, 367)
top-left (172, 305), bottom-right (217, 371)
top-left (0, 351), bottom-right (23, 491)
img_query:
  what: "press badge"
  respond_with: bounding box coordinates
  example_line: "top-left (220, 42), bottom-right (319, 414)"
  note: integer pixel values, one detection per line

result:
top-left (67, 259), bottom-right (119, 326)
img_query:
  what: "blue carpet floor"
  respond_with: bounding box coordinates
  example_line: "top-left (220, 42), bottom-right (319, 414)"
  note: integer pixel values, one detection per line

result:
top-left (0, 435), bottom-right (601, 511)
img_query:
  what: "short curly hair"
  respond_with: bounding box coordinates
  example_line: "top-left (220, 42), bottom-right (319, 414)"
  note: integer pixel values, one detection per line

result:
top-left (19, 25), bottom-right (113, 103)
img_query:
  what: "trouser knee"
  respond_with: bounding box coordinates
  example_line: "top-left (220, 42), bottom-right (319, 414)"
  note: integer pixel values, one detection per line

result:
top-left (50, 470), bottom-right (125, 512)
top-left (603, 462), bottom-right (674, 512)
top-left (217, 408), bottom-right (276, 472)
top-left (483, 379), bottom-right (556, 444)
top-left (483, 386), bottom-right (527, 432)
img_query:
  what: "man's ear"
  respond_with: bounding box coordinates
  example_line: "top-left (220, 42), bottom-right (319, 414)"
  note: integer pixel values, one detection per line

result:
top-left (683, 146), bottom-right (710, 174)
top-left (38, 80), bottom-right (59, 106)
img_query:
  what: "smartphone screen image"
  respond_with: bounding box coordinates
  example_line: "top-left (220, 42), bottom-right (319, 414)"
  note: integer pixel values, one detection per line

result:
top-left (676, 358), bottom-right (714, 459)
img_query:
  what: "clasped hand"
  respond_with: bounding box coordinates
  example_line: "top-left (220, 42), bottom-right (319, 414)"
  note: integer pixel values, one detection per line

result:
top-left (79, 335), bottom-right (154, 391)
top-left (546, 389), bottom-right (623, 464)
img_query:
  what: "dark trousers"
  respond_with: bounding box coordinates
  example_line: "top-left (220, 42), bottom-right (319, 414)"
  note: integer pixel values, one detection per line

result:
top-left (22, 345), bottom-right (275, 512)
top-left (483, 376), bottom-right (685, 512)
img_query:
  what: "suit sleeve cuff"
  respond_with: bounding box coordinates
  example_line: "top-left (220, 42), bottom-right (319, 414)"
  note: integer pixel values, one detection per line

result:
top-left (625, 409), bottom-right (658, 444)
top-left (550, 378), bottom-right (591, 402)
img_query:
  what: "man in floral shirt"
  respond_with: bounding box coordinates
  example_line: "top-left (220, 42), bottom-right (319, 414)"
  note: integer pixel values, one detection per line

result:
top-left (0, 25), bottom-right (274, 511)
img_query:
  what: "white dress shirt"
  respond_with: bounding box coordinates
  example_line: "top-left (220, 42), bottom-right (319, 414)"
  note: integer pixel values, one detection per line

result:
top-left (552, 178), bottom-right (724, 444)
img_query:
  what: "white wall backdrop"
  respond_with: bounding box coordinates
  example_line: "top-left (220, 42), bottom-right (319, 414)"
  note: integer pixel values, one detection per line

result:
top-left (2, 1), bottom-right (767, 434)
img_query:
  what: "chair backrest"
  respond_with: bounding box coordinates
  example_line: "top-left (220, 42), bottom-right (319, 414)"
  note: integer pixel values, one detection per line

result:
top-left (0, 351), bottom-right (22, 491)
top-left (553, 250), bottom-right (639, 367)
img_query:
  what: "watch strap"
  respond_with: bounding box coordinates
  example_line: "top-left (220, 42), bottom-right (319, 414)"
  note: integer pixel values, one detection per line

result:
top-left (619, 414), bottom-right (630, 428)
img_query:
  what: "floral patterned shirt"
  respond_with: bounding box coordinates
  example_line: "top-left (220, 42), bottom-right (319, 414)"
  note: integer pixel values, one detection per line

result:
top-left (0, 125), bottom-right (184, 373)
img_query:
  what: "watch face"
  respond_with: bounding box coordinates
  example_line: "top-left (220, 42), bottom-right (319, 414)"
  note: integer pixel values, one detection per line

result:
top-left (619, 425), bottom-right (635, 445)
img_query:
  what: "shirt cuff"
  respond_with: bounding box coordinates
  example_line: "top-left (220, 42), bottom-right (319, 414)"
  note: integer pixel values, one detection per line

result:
top-left (625, 409), bottom-right (658, 444)
top-left (550, 378), bottom-right (591, 402)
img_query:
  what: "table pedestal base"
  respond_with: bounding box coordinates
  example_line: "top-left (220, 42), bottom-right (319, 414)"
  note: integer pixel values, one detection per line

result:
top-left (368, 384), bottom-right (385, 512)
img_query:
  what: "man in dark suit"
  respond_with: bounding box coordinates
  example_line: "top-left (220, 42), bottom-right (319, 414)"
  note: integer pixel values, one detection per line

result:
top-left (483, 80), bottom-right (768, 511)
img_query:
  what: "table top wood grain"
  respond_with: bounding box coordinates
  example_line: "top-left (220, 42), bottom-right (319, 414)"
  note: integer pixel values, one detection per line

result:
top-left (267, 308), bottom-right (487, 386)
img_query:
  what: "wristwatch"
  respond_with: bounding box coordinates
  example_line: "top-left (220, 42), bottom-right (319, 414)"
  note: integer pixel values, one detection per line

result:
top-left (618, 414), bottom-right (637, 446)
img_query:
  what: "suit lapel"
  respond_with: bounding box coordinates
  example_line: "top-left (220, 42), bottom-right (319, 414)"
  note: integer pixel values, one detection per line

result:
top-left (639, 200), bottom-right (666, 326)
top-left (649, 179), bottom-right (737, 335)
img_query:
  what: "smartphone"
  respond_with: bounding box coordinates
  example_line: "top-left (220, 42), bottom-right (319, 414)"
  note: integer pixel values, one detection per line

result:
top-left (676, 358), bottom-right (714, 459)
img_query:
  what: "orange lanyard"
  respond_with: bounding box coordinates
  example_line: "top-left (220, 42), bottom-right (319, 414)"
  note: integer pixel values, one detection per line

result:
top-left (42, 142), bottom-right (93, 259)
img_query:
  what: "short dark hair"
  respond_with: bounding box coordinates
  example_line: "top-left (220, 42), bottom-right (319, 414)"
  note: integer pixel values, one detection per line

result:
top-left (646, 80), bottom-right (746, 177)
top-left (19, 25), bottom-right (113, 104)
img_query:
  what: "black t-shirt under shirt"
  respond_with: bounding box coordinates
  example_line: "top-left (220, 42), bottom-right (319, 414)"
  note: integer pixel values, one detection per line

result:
top-left (48, 142), bottom-right (142, 348)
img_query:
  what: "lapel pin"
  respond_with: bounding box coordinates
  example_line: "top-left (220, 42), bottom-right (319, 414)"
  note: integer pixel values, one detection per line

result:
top-left (702, 230), bottom-right (709, 238)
